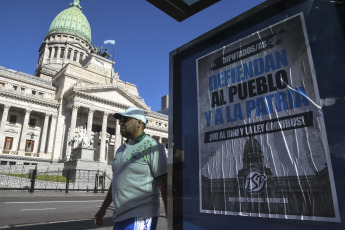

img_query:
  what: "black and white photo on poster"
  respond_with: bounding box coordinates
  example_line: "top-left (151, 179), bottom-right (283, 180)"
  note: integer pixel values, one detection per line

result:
top-left (196, 13), bottom-right (340, 222)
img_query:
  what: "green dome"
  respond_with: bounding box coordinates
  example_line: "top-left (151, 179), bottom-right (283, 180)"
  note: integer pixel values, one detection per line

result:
top-left (47, 0), bottom-right (91, 43)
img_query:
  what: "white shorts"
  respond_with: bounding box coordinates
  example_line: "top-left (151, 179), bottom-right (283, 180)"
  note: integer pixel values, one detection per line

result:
top-left (113, 216), bottom-right (158, 230)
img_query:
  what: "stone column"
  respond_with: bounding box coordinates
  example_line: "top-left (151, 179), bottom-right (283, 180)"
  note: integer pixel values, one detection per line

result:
top-left (47, 114), bottom-right (57, 156)
top-left (76, 52), bottom-right (80, 63)
top-left (39, 113), bottom-right (50, 154)
top-left (18, 109), bottom-right (31, 155)
top-left (114, 119), bottom-right (122, 152)
top-left (99, 112), bottom-right (109, 161)
top-left (87, 109), bottom-right (95, 140)
top-left (53, 47), bottom-right (58, 59)
top-left (66, 105), bottom-right (79, 160)
top-left (159, 137), bottom-right (162, 144)
top-left (43, 46), bottom-right (49, 65)
top-left (63, 45), bottom-right (68, 63)
top-left (70, 105), bottom-right (79, 139)
top-left (0, 105), bottom-right (11, 151)
top-left (57, 47), bottom-right (61, 60)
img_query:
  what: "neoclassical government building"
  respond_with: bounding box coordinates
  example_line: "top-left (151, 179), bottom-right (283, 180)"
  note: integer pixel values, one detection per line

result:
top-left (0, 0), bottom-right (168, 168)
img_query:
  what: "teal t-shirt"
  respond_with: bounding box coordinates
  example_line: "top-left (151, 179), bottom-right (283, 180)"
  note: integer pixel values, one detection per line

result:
top-left (111, 133), bottom-right (167, 222)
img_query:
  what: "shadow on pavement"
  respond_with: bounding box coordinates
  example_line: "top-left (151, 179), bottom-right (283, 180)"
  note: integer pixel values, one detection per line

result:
top-left (6, 216), bottom-right (167, 230)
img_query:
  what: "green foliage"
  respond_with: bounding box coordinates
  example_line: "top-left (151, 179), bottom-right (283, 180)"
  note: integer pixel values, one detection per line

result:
top-left (1, 173), bottom-right (72, 183)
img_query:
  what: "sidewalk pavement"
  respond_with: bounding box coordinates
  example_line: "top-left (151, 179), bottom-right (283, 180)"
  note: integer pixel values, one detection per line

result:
top-left (0, 190), bottom-right (108, 197)
top-left (0, 190), bottom-right (167, 230)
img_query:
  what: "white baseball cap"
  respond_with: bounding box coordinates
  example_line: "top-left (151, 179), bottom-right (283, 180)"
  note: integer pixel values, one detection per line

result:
top-left (114, 107), bottom-right (147, 124)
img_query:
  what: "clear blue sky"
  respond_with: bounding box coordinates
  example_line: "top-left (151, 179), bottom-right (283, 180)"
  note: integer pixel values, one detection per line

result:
top-left (0, 0), bottom-right (265, 111)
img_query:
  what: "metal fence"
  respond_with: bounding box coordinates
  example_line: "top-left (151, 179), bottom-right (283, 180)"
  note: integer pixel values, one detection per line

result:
top-left (0, 165), bottom-right (112, 193)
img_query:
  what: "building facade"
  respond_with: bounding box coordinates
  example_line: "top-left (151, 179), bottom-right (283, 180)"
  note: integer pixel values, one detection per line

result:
top-left (0, 0), bottom-right (168, 169)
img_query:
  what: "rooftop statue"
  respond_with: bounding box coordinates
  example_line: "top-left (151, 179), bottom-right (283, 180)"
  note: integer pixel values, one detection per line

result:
top-left (92, 44), bottom-right (98, 54)
top-left (91, 45), bottom-right (111, 59)
top-left (101, 48), bottom-right (111, 59)
top-left (98, 46), bottom-right (103, 55)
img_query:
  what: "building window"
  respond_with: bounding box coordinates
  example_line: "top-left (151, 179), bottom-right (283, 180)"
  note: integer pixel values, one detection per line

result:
top-left (38, 92), bottom-right (44, 97)
top-left (9, 115), bottom-right (17, 124)
top-left (0, 161), bottom-right (7, 165)
top-left (29, 118), bottom-right (36, 127)
top-left (9, 162), bottom-right (16, 165)
top-left (32, 90), bottom-right (36, 95)
top-left (13, 85), bottom-right (17, 90)
top-left (0, 82), bottom-right (5, 87)
top-left (73, 51), bottom-right (78, 61)
top-left (79, 53), bottom-right (84, 63)
top-left (25, 140), bottom-right (34, 153)
top-left (67, 49), bottom-right (72, 59)
top-left (107, 127), bottom-right (115, 135)
top-left (54, 47), bottom-right (58, 58)
top-left (92, 124), bottom-right (102, 133)
top-left (3, 137), bottom-right (13, 154)
top-left (48, 47), bottom-right (52, 58)
top-left (60, 48), bottom-right (65, 58)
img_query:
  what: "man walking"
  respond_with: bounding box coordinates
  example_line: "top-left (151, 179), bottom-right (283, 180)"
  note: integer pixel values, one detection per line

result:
top-left (94, 107), bottom-right (167, 230)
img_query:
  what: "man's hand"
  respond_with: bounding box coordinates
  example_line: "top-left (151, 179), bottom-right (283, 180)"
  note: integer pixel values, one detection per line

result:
top-left (94, 207), bottom-right (106, 226)
top-left (157, 175), bottom-right (167, 215)
top-left (94, 184), bottom-right (113, 227)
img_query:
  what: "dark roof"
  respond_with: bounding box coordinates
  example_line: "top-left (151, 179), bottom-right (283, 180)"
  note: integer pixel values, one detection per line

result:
top-left (146, 0), bottom-right (220, 22)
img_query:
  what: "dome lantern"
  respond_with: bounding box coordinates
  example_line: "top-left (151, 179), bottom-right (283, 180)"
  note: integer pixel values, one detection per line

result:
top-left (69, 0), bottom-right (82, 10)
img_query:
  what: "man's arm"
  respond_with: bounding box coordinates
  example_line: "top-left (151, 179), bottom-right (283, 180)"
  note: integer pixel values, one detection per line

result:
top-left (94, 184), bottom-right (113, 226)
top-left (157, 175), bottom-right (167, 215)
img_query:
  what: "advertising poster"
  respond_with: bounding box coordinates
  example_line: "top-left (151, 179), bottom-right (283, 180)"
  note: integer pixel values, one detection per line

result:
top-left (197, 13), bottom-right (339, 222)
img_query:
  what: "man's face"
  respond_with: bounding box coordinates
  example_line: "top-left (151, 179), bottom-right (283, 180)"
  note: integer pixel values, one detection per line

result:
top-left (119, 116), bottom-right (138, 139)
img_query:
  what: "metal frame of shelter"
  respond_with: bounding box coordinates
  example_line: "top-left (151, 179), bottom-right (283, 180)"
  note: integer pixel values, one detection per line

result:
top-left (168, 0), bottom-right (345, 229)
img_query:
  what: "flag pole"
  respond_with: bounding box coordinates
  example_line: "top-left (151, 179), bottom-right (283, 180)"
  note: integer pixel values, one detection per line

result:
top-left (111, 41), bottom-right (115, 80)
top-left (104, 40), bottom-right (116, 82)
